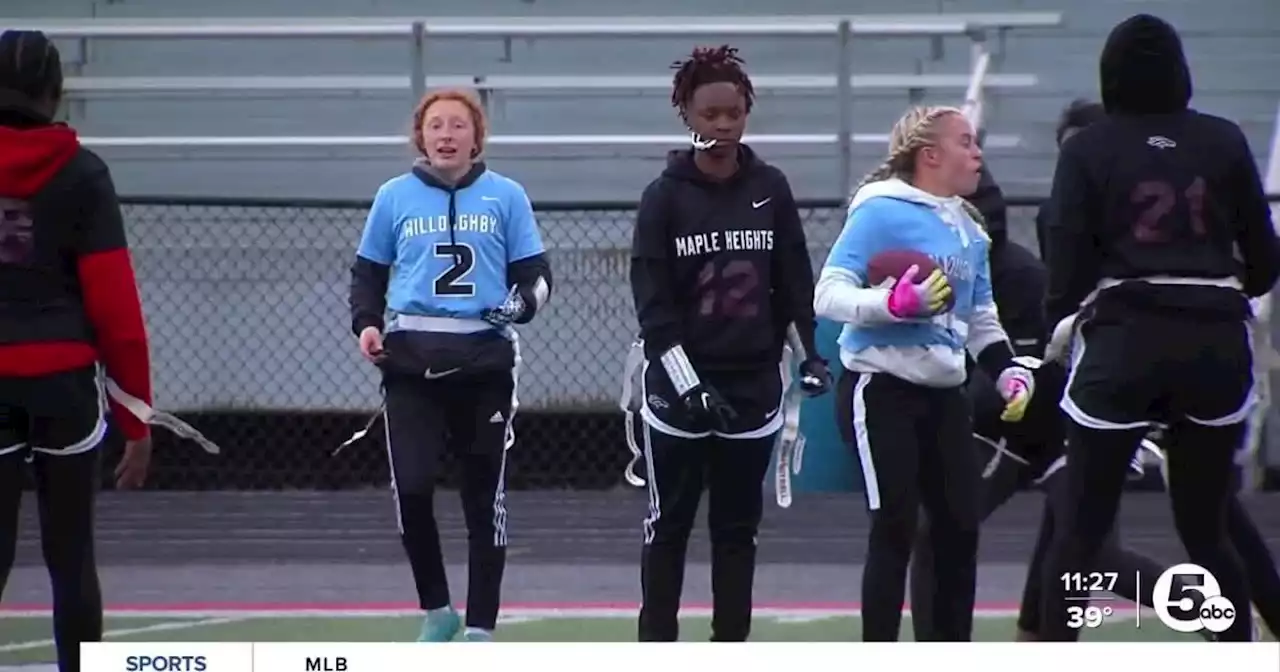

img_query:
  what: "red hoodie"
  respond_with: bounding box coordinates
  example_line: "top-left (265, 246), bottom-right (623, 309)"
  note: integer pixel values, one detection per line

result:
top-left (0, 121), bottom-right (152, 440)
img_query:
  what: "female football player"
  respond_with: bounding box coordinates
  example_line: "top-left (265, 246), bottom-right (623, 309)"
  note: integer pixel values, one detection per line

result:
top-left (629, 45), bottom-right (831, 642)
top-left (1037, 14), bottom-right (1280, 641)
top-left (349, 87), bottom-right (552, 642)
top-left (815, 105), bottom-right (1033, 641)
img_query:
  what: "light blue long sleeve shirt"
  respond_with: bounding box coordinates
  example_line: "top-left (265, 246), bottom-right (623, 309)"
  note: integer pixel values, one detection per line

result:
top-left (813, 178), bottom-right (1009, 387)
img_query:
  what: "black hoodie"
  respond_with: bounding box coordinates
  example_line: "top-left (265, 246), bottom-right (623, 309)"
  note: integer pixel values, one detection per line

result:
top-left (0, 99), bottom-right (152, 440)
top-left (967, 164), bottom-right (1048, 356)
top-left (1042, 14), bottom-right (1280, 326)
top-left (630, 145), bottom-right (818, 371)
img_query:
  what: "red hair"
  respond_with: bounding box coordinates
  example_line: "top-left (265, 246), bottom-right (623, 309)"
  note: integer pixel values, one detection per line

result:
top-left (411, 87), bottom-right (488, 159)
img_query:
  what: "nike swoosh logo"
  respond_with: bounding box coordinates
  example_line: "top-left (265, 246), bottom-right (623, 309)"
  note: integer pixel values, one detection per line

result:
top-left (753, 198), bottom-right (771, 209)
top-left (423, 367), bottom-right (460, 380)
top-left (765, 407), bottom-right (780, 419)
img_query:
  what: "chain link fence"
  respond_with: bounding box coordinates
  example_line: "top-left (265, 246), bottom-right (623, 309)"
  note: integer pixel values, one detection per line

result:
top-left (87, 195), bottom-right (1273, 490)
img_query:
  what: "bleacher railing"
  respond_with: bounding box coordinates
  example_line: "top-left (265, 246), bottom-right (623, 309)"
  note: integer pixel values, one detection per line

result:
top-left (5, 14), bottom-right (1062, 194)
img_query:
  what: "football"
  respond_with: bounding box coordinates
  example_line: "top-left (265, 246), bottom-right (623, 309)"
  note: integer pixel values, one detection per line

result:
top-left (866, 248), bottom-right (955, 311)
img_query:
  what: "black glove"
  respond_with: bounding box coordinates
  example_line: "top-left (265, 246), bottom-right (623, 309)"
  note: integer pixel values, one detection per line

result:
top-left (798, 357), bottom-right (832, 397)
top-left (481, 287), bottom-right (528, 327)
top-left (681, 383), bottom-right (738, 433)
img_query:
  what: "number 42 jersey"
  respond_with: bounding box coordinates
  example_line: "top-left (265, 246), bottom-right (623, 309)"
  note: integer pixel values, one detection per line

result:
top-left (630, 146), bottom-right (818, 372)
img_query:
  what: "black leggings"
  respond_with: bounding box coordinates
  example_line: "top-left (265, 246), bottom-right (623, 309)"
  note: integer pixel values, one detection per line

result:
top-left (0, 449), bottom-right (103, 672)
top-left (638, 428), bottom-right (775, 642)
top-left (910, 443), bottom-right (1024, 640)
top-left (1227, 495), bottom-right (1280, 637)
top-left (1039, 420), bottom-right (1253, 641)
top-left (838, 371), bottom-right (981, 641)
top-left (383, 371), bottom-right (513, 631)
top-left (909, 447), bottom-right (1172, 640)
top-left (1016, 466), bottom-right (1170, 633)
top-left (1019, 482), bottom-right (1280, 637)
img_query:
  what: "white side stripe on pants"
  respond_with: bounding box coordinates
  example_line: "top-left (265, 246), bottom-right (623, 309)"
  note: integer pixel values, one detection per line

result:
top-left (850, 373), bottom-right (881, 511)
top-left (641, 423), bottom-right (661, 545)
top-left (492, 333), bottom-right (521, 548)
top-left (381, 408), bottom-right (404, 535)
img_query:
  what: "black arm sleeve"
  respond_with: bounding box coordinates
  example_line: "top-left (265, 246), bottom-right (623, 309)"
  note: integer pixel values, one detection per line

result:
top-left (508, 252), bottom-right (553, 324)
top-left (349, 255), bottom-right (390, 336)
top-left (630, 180), bottom-right (683, 358)
top-left (975, 340), bottom-right (1017, 381)
top-left (770, 171), bottom-right (820, 359)
top-left (1043, 138), bottom-right (1103, 326)
top-left (1229, 131), bottom-right (1280, 298)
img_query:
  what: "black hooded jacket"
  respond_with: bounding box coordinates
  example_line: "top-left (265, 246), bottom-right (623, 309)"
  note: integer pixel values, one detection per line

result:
top-left (969, 165), bottom-right (1048, 356)
top-left (969, 164), bottom-right (1008, 249)
top-left (0, 98), bottom-right (153, 440)
top-left (630, 145), bottom-right (818, 371)
top-left (1042, 14), bottom-right (1280, 326)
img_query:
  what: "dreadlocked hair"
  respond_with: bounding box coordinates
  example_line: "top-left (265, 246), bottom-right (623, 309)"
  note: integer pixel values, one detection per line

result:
top-left (670, 45), bottom-right (755, 118)
top-left (848, 105), bottom-right (986, 227)
top-left (0, 30), bottom-right (63, 104)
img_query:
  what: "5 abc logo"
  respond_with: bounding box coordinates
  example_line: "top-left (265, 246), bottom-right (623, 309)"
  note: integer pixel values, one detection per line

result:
top-left (1152, 563), bottom-right (1236, 634)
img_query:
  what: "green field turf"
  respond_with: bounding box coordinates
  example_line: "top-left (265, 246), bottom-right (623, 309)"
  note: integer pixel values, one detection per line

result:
top-left (0, 610), bottom-right (1204, 666)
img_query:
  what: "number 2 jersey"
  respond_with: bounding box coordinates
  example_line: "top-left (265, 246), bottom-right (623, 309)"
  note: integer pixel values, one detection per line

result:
top-left (349, 162), bottom-right (551, 376)
top-left (629, 146), bottom-right (818, 373)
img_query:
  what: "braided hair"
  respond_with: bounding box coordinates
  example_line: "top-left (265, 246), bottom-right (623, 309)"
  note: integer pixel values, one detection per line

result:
top-left (670, 45), bottom-right (755, 120)
top-left (0, 30), bottom-right (63, 113)
top-left (849, 105), bottom-right (986, 227)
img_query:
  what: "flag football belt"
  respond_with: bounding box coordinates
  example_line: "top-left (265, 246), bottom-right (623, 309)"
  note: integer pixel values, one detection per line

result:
top-left (617, 339), bottom-right (806, 509)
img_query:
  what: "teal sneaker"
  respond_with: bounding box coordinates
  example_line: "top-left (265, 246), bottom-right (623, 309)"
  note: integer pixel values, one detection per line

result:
top-left (417, 607), bottom-right (462, 642)
top-left (463, 628), bottom-right (494, 642)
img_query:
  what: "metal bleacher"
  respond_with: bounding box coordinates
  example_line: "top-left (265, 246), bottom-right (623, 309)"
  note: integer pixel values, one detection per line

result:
top-left (2, 13), bottom-right (1063, 200)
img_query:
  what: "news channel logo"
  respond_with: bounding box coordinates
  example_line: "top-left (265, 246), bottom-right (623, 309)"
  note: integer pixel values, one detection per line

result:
top-left (1152, 563), bottom-right (1237, 634)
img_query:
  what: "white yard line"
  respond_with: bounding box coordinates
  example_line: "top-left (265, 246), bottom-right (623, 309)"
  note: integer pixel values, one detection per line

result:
top-left (0, 606), bottom-right (1041, 620)
top-left (0, 616), bottom-right (247, 654)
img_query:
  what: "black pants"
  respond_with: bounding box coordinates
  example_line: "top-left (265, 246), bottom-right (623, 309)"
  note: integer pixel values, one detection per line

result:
top-left (1016, 466), bottom-right (1173, 634)
top-left (1020, 479), bottom-right (1280, 637)
top-left (910, 434), bottom-right (1032, 640)
top-left (837, 370), bottom-right (981, 641)
top-left (637, 364), bottom-right (781, 642)
top-left (1040, 316), bottom-right (1255, 641)
top-left (638, 427), bottom-right (775, 642)
top-left (1226, 495), bottom-right (1280, 637)
top-left (911, 452), bottom-right (1170, 638)
top-left (0, 366), bottom-right (107, 672)
top-left (383, 368), bottom-right (513, 631)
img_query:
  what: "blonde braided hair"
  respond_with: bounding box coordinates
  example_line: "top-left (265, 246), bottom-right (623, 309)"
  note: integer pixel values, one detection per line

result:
top-left (849, 105), bottom-right (986, 229)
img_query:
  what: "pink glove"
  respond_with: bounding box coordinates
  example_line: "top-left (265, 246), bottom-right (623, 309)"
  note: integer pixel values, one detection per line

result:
top-left (885, 265), bottom-right (952, 319)
top-left (886, 265), bottom-right (922, 318)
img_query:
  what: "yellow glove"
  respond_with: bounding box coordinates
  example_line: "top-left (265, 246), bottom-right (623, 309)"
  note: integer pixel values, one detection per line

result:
top-left (919, 269), bottom-right (954, 314)
top-left (886, 265), bottom-right (954, 319)
top-left (997, 366), bottom-right (1035, 422)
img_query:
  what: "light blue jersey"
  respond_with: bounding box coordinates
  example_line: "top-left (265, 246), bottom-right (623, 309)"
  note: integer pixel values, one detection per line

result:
top-left (356, 167), bottom-right (545, 325)
top-left (813, 179), bottom-right (1008, 387)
